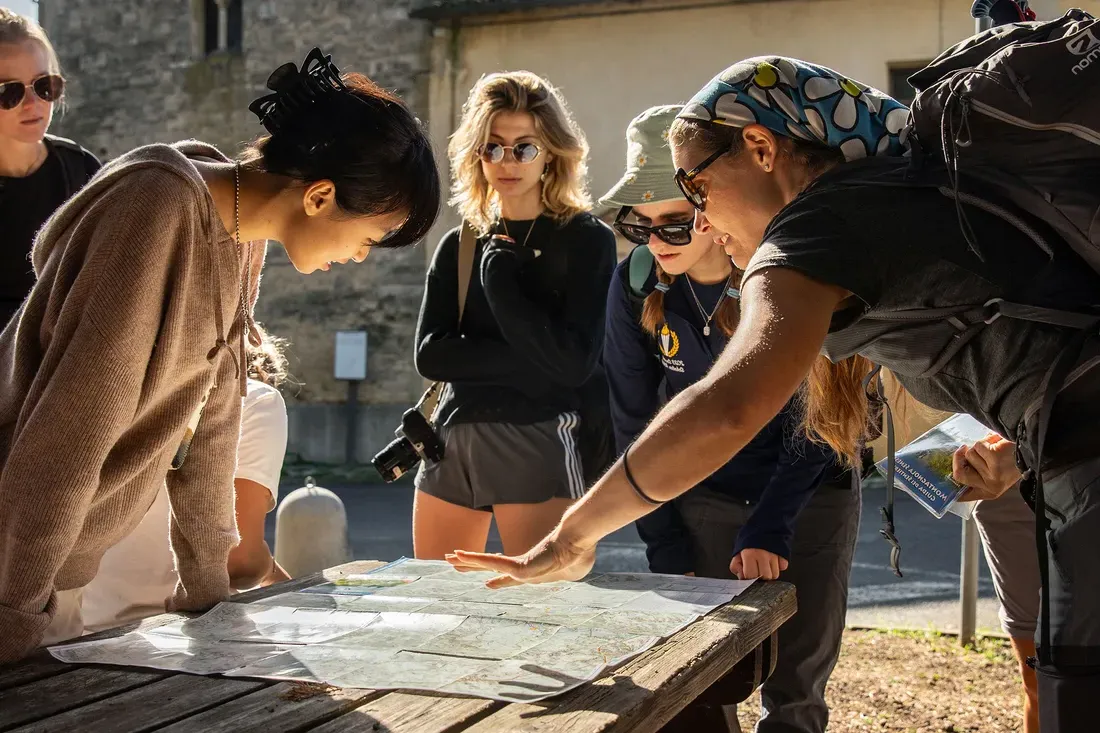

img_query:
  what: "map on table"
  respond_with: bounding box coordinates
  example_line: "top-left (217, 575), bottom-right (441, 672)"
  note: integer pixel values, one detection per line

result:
top-left (50, 559), bottom-right (755, 702)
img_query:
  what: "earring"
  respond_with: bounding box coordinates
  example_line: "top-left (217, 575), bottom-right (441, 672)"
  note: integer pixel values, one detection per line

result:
top-left (763, 162), bottom-right (771, 172)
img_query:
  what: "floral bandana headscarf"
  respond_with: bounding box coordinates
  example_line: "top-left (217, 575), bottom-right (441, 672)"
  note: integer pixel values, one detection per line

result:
top-left (679, 57), bottom-right (910, 161)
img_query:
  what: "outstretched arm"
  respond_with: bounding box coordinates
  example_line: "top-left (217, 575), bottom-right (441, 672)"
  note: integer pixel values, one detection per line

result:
top-left (449, 267), bottom-right (849, 585)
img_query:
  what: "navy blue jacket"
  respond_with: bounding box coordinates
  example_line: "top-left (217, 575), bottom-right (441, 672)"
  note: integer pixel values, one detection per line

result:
top-left (604, 248), bottom-right (834, 574)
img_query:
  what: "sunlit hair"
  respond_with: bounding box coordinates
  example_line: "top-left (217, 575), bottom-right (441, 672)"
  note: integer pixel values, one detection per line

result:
top-left (0, 9), bottom-right (60, 74)
top-left (247, 322), bottom-right (288, 388)
top-left (640, 262), bottom-right (740, 339)
top-left (448, 70), bottom-right (591, 235)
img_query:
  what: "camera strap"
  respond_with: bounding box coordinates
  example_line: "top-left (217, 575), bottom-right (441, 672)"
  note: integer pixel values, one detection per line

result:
top-left (457, 220), bottom-right (476, 324)
top-left (422, 221), bottom-right (478, 426)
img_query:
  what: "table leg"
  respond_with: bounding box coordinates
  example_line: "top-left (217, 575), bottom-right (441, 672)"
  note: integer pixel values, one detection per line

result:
top-left (658, 632), bottom-right (779, 732)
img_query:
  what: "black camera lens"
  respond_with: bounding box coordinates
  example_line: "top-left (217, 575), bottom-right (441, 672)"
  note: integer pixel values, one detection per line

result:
top-left (371, 436), bottom-right (422, 483)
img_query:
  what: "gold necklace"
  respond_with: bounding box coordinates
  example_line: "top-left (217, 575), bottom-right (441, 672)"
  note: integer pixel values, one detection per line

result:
top-left (500, 215), bottom-right (537, 249)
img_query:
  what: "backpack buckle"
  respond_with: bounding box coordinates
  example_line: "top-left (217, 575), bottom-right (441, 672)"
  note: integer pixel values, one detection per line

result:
top-left (983, 298), bottom-right (1004, 324)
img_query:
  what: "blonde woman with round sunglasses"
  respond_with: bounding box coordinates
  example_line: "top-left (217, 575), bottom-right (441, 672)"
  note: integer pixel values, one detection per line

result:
top-left (413, 71), bottom-right (616, 559)
top-left (0, 9), bottom-right (99, 327)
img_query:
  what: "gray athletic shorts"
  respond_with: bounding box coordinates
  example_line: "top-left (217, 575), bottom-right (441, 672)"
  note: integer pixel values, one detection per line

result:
top-left (414, 413), bottom-right (585, 511)
top-left (973, 487), bottom-right (1041, 639)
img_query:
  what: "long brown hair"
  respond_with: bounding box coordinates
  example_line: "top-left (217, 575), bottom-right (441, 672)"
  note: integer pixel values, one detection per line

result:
top-left (640, 262), bottom-right (740, 338)
top-left (669, 117), bottom-right (878, 461)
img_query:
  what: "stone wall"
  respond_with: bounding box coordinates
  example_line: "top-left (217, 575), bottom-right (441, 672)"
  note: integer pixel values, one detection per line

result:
top-left (40, 0), bottom-right (434, 409)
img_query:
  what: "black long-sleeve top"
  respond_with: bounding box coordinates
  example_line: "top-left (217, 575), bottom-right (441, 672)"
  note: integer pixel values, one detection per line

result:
top-left (415, 213), bottom-right (617, 426)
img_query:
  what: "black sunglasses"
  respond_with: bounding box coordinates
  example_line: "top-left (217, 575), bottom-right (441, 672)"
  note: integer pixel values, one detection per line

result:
top-left (674, 146), bottom-right (730, 211)
top-left (477, 141), bottom-right (542, 165)
top-left (613, 206), bottom-right (694, 247)
top-left (0, 74), bottom-right (64, 111)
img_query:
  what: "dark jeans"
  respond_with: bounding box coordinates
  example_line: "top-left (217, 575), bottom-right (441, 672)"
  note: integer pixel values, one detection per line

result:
top-left (1035, 455), bottom-right (1100, 732)
top-left (676, 477), bottom-right (861, 733)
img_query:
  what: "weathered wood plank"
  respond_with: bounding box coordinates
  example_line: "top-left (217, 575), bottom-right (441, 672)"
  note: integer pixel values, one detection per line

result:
top-left (310, 692), bottom-right (502, 733)
top-left (462, 581), bottom-right (796, 733)
top-left (154, 682), bottom-right (382, 733)
top-left (0, 657), bottom-right (70, 692)
top-left (0, 561), bottom-right (386, 732)
top-left (6, 675), bottom-right (267, 733)
top-left (0, 667), bottom-right (164, 732)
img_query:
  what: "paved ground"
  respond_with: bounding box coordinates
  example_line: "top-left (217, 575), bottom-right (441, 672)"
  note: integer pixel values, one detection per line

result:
top-left (267, 475), bottom-right (1006, 636)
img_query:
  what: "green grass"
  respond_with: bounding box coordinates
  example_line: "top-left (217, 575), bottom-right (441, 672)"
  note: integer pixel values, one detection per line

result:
top-left (866, 627), bottom-right (1014, 665)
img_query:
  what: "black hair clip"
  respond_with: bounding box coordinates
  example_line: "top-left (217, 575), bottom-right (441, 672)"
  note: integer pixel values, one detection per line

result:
top-left (248, 47), bottom-right (347, 153)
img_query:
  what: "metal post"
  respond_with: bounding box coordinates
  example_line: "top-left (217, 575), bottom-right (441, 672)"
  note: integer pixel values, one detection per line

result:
top-left (345, 379), bottom-right (360, 465)
top-left (957, 13), bottom-right (994, 649)
top-left (960, 516), bottom-right (980, 646)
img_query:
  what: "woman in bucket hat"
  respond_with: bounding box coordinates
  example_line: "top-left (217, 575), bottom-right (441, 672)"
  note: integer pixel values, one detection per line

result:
top-left (600, 104), bottom-right (859, 733)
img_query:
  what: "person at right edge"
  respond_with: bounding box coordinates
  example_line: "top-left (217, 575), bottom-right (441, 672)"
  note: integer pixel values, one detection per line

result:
top-left (448, 57), bottom-right (1100, 732)
top-left (601, 105), bottom-right (857, 733)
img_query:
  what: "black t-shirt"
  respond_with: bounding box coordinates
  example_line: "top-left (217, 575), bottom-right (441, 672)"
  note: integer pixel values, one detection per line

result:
top-left (0, 142), bottom-right (100, 326)
top-left (743, 158), bottom-right (1100, 465)
top-left (416, 212), bottom-right (617, 426)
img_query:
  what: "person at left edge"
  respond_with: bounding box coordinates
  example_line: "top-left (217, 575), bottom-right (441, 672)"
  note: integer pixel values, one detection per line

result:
top-left (601, 104), bottom-right (858, 733)
top-left (0, 46), bottom-right (440, 663)
top-left (0, 9), bottom-right (100, 327)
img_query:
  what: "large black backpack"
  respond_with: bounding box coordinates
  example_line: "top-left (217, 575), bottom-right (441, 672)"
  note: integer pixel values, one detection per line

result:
top-left (883, 9), bottom-right (1100, 668)
top-left (906, 8), bottom-right (1100, 271)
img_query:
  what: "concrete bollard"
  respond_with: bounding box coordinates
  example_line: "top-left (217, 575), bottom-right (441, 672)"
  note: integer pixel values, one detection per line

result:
top-left (274, 476), bottom-right (352, 578)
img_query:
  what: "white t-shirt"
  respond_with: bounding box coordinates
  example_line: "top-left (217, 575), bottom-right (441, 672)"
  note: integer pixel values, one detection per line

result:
top-left (81, 379), bottom-right (288, 633)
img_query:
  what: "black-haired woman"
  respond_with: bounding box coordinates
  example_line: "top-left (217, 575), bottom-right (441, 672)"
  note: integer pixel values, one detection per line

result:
top-left (0, 47), bottom-right (440, 662)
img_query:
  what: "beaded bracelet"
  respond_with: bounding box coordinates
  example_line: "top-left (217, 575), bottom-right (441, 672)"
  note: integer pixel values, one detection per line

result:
top-left (622, 443), bottom-right (665, 506)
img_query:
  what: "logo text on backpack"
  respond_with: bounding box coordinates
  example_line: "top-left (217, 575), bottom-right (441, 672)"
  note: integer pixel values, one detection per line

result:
top-left (1068, 28), bottom-right (1100, 75)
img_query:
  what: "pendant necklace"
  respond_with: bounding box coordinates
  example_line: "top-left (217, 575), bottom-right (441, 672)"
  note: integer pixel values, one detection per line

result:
top-left (686, 272), bottom-right (735, 337)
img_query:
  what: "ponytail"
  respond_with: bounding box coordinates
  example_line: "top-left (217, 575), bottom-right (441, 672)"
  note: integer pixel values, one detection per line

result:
top-left (639, 266), bottom-right (674, 337)
top-left (639, 263), bottom-right (742, 338)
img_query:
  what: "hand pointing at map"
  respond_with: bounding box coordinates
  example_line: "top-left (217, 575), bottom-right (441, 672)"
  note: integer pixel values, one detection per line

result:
top-left (446, 534), bottom-right (597, 588)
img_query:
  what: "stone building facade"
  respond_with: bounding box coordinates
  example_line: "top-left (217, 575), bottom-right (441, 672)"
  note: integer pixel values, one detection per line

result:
top-left (39, 0), bottom-right (436, 461)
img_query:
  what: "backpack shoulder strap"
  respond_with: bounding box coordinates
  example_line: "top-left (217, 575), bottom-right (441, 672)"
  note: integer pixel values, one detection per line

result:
top-left (627, 244), bottom-right (656, 299)
top-left (44, 134), bottom-right (94, 197)
top-left (457, 221), bottom-right (476, 325)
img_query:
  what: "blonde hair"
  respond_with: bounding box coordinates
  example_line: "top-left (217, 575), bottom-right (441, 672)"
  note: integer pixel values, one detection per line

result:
top-left (247, 322), bottom-right (288, 388)
top-left (0, 9), bottom-right (60, 73)
top-left (640, 263), bottom-right (740, 339)
top-left (800, 355), bottom-right (917, 465)
top-left (448, 71), bottom-right (590, 235)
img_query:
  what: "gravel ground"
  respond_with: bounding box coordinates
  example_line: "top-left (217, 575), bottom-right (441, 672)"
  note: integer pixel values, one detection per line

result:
top-left (736, 629), bottom-right (1024, 732)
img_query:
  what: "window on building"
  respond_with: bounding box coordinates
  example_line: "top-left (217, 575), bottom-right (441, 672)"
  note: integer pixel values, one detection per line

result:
top-left (887, 63), bottom-right (929, 107)
top-left (203, 0), bottom-right (243, 55)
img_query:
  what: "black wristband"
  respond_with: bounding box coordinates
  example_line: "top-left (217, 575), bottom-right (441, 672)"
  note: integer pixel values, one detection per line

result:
top-left (622, 443), bottom-right (665, 506)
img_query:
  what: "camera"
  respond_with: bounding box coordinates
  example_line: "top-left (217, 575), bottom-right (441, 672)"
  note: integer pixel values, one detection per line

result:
top-left (371, 406), bottom-right (444, 483)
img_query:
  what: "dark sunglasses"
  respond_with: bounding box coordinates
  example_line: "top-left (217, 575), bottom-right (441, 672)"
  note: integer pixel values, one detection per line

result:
top-left (0, 74), bottom-right (64, 111)
top-left (613, 206), bottom-right (694, 246)
top-left (674, 146), bottom-right (730, 211)
top-left (477, 141), bottom-right (542, 165)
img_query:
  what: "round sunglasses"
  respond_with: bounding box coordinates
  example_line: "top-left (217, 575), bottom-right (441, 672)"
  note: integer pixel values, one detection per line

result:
top-left (613, 206), bottom-right (694, 246)
top-left (0, 74), bottom-right (65, 111)
top-left (477, 141), bottom-right (542, 165)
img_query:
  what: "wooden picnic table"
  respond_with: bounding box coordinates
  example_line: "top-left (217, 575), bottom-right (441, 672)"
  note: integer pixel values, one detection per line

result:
top-left (0, 560), bottom-right (795, 733)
